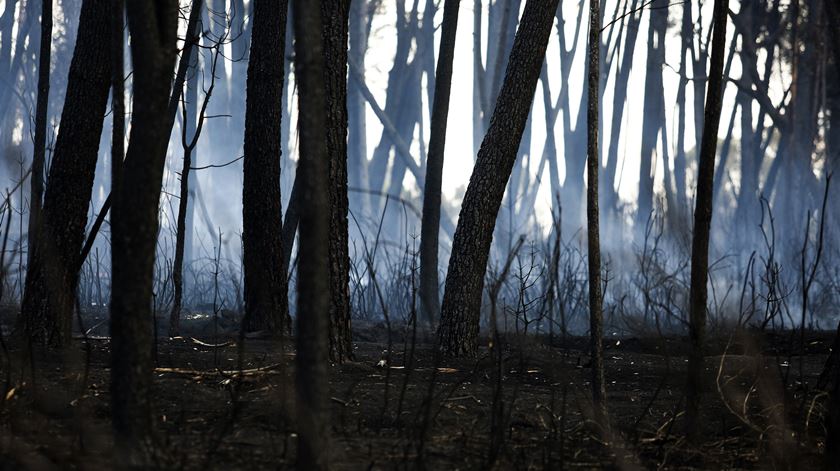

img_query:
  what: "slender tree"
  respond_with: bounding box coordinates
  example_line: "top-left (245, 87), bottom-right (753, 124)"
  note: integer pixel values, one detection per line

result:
top-left (27, 0), bottom-right (51, 270)
top-left (172, 24), bottom-right (216, 337)
top-left (585, 0), bottom-right (607, 429)
top-left (419, 0), bottom-right (460, 327)
top-left (321, 0), bottom-right (353, 362)
top-left (437, 0), bottom-right (559, 356)
top-left (685, 0), bottom-right (730, 436)
top-left (242, 0), bottom-right (290, 334)
top-left (110, 0), bottom-right (177, 463)
top-left (293, 0), bottom-right (331, 468)
top-left (19, 0), bottom-right (111, 347)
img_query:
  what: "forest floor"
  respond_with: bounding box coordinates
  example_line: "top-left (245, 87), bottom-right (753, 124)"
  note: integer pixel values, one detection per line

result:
top-left (0, 310), bottom-right (834, 470)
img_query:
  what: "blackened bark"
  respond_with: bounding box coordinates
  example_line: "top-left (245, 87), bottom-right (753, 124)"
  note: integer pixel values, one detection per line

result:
top-left (27, 0), bottom-right (51, 272)
top-left (242, 0), bottom-right (289, 334)
top-left (685, 0), bottom-right (729, 436)
top-left (111, 0), bottom-right (177, 462)
top-left (586, 0), bottom-right (607, 428)
top-left (293, 0), bottom-right (331, 467)
top-left (19, 0), bottom-right (111, 348)
top-left (164, 0), bottom-right (202, 138)
top-left (419, 0), bottom-right (460, 327)
top-left (171, 32), bottom-right (202, 337)
top-left (437, 0), bottom-right (558, 356)
top-left (111, 0), bottom-right (124, 206)
top-left (321, 0), bottom-right (353, 363)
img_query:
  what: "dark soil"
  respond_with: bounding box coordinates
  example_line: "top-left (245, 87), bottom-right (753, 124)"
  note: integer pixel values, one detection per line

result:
top-left (0, 312), bottom-right (833, 469)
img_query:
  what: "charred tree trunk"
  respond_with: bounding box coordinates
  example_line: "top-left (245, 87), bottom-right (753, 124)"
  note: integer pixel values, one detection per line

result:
top-left (437, 0), bottom-right (558, 356)
top-left (242, 0), bottom-right (290, 334)
top-left (111, 0), bottom-right (124, 216)
top-left (19, 0), bottom-right (111, 348)
top-left (586, 0), bottom-right (607, 429)
top-left (321, 0), bottom-right (353, 363)
top-left (27, 0), bottom-right (51, 272)
top-left (110, 0), bottom-right (177, 463)
top-left (419, 0), bottom-right (461, 327)
top-left (293, 0), bottom-right (331, 467)
top-left (170, 14), bottom-right (203, 337)
top-left (685, 0), bottom-right (729, 437)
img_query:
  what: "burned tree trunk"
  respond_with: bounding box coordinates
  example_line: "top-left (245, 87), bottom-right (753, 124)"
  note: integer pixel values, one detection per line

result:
top-left (111, 0), bottom-right (124, 211)
top-left (685, 0), bottom-right (729, 436)
top-left (419, 0), bottom-right (460, 327)
top-left (437, 0), bottom-right (559, 356)
top-left (110, 0), bottom-right (177, 463)
top-left (293, 0), bottom-right (331, 468)
top-left (170, 14), bottom-right (203, 337)
top-left (27, 0), bottom-right (51, 273)
top-left (585, 0), bottom-right (607, 429)
top-left (19, 0), bottom-right (111, 348)
top-left (242, 0), bottom-right (290, 334)
top-left (321, 0), bottom-right (353, 363)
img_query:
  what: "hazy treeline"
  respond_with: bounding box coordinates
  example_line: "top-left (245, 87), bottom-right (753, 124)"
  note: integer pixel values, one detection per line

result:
top-left (0, 0), bottom-right (837, 333)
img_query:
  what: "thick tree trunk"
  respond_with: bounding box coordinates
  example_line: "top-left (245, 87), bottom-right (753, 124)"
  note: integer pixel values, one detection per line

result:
top-left (19, 0), bottom-right (111, 348)
top-left (586, 0), bottom-right (607, 429)
top-left (685, 0), bottom-right (729, 436)
top-left (321, 0), bottom-right (353, 363)
top-left (242, 0), bottom-right (290, 334)
top-left (110, 0), bottom-right (177, 463)
top-left (293, 0), bottom-right (331, 467)
top-left (437, 0), bottom-right (558, 357)
top-left (419, 0), bottom-right (460, 327)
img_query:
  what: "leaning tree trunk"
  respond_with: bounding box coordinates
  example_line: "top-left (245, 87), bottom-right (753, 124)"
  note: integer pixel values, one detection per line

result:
top-left (585, 0), bottom-right (608, 430)
top-left (110, 0), bottom-right (177, 464)
top-left (293, 0), bottom-right (331, 468)
top-left (242, 0), bottom-right (290, 334)
top-left (19, 0), bottom-right (111, 348)
top-left (437, 0), bottom-right (559, 357)
top-left (321, 0), bottom-right (353, 363)
top-left (685, 0), bottom-right (729, 437)
top-left (419, 0), bottom-right (460, 327)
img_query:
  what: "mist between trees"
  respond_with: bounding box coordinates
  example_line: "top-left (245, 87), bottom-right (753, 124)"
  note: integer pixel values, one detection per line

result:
top-left (0, 0), bottom-right (839, 468)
